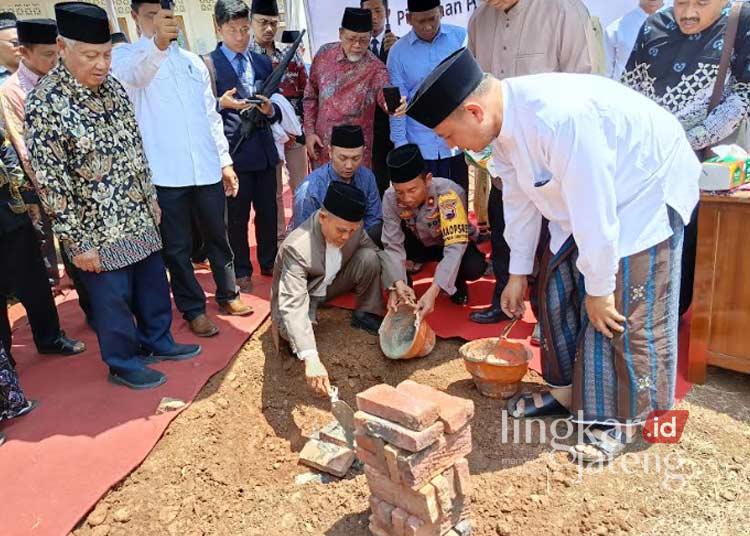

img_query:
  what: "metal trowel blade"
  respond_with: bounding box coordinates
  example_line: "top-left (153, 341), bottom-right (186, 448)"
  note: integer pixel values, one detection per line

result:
top-left (329, 386), bottom-right (356, 448)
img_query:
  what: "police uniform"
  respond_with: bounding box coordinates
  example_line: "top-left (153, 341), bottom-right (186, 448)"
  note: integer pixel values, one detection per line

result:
top-left (381, 143), bottom-right (486, 302)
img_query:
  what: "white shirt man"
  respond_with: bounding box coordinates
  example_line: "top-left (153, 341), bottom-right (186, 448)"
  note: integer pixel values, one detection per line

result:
top-left (604, 0), bottom-right (666, 80)
top-left (112, 5), bottom-right (251, 338)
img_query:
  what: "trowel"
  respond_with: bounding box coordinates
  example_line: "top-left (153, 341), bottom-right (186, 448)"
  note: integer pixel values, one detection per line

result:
top-left (328, 386), bottom-right (356, 448)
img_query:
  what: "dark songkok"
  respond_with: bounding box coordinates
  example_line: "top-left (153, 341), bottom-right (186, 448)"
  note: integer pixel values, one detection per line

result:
top-left (341, 7), bottom-right (372, 33)
top-left (17, 19), bottom-right (58, 45)
top-left (0, 12), bottom-right (16, 30)
top-left (323, 181), bottom-right (366, 223)
top-left (331, 124), bottom-right (365, 149)
top-left (281, 30), bottom-right (300, 44)
top-left (408, 0), bottom-right (441, 12)
top-left (252, 0), bottom-right (279, 16)
top-left (387, 144), bottom-right (426, 183)
top-left (111, 32), bottom-right (129, 45)
top-left (406, 47), bottom-right (483, 129)
top-left (55, 2), bottom-right (110, 45)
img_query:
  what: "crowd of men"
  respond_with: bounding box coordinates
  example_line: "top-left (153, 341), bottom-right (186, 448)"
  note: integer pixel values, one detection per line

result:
top-left (1, 0), bottom-right (747, 460)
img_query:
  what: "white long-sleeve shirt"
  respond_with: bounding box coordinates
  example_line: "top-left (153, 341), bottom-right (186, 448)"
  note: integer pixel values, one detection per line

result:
top-left (111, 36), bottom-right (232, 188)
top-left (604, 6), bottom-right (648, 80)
top-left (491, 73), bottom-right (700, 297)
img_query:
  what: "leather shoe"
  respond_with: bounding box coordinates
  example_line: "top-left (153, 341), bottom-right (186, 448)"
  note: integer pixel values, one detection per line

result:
top-left (350, 310), bottom-right (383, 335)
top-left (189, 314), bottom-right (219, 337)
top-left (38, 332), bottom-right (86, 356)
top-left (450, 281), bottom-right (469, 306)
top-left (109, 366), bottom-right (166, 390)
top-left (144, 343), bottom-right (202, 363)
top-left (469, 306), bottom-right (510, 324)
top-left (236, 276), bottom-right (253, 293)
top-left (219, 298), bottom-right (254, 316)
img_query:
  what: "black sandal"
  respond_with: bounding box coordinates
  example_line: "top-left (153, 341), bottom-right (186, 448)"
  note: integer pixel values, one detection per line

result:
top-left (506, 391), bottom-right (570, 419)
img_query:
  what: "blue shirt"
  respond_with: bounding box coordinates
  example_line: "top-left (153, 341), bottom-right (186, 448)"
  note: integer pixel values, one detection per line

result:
top-left (292, 163), bottom-right (383, 231)
top-left (387, 24), bottom-right (467, 160)
top-left (220, 43), bottom-right (255, 95)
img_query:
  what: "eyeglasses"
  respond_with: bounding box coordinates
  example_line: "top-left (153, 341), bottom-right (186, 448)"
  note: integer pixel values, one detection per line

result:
top-left (342, 34), bottom-right (370, 46)
top-left (0, 38), bottom-right (19, 47)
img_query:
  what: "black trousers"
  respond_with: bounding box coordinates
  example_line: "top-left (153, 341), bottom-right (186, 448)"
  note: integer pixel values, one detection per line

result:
top-left (157, 182), bottom-right (239, 321)
top-left (228, 167), bottom-right (278, 278)
top-left (679, 205), bottom-right (699, 316)
top-left (60, 246), bottom-right (93, 324)
top-left (403, 227), bottom-right (487, 287)
top-left (488, 184), bottom-right (511, 307)
top-left (424, 154), bottom-right (469, 196)
top-left (0, 220), bottom-right (62, 358)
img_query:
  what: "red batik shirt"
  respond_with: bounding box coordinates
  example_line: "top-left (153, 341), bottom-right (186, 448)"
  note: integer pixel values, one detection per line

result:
top-left (304, 42), bottom-right (389, 168)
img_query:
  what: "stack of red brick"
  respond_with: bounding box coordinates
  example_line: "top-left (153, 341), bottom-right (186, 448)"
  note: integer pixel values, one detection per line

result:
top-left (355, 381), bottom-right (475, 536)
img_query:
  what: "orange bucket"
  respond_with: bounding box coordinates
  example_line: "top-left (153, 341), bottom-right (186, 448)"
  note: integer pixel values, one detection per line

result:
top-left (460, 321), bottom-right (532, 399)
top-left (379, 304), bottom-right (436, 360)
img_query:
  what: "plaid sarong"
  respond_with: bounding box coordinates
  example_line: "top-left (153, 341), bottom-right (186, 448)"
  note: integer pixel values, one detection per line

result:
top-left (536, 208), bottom-right (684, 424)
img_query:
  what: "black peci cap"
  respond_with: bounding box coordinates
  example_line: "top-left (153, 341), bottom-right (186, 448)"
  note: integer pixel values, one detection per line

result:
top-left (55, 2), bottom-right (110, 45)
top-left (387, 144), bottom-right (426, 183)
top-left (331, 124), bottom-right (365, 149)
top-left (17, 19), bottom-right (58, 45)
top-left (323, 181), bottom-right (367, 223)
top-left (341, 7), bottom-right (372, 33)
top-left (407, 0), bottom-right (441, 12)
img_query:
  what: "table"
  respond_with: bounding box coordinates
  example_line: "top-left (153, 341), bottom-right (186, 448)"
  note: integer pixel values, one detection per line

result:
top-left (688, 190), bottom-right (750, 383)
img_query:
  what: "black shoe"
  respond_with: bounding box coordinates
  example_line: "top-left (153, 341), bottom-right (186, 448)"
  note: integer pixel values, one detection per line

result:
top-left (143, 343), bottom-right (202, 363)
top-left (450, 281), bottom-right (469, 306)
top-left (350, 311), bottom-right (383, 335)
top-left (108, 367), bottom-right (166, 390)
top-left (37, 332), bottom-right (86, 356)
top-left (469, 306), bottom-right (510, 324)
top-left (13, 399), bottom-right (39, 419)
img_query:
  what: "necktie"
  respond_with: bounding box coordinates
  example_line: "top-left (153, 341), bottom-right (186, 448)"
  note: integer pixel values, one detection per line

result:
top-left (370, 37), bottom-right (379, 56)
top-left (235, 52), bottom-right (253, 98)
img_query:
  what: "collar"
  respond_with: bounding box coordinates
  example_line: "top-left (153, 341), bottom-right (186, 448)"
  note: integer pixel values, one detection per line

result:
top-left (251, 36), bottom-right (280, 56)
top-left (407, 24), bottom-right (447, 45)
top-left (17, 60), bottom-right (40, 87)
top-left (221, 43), bottom-right (250, 63)
top-left (497, 79), bottom-right (513, 142)
top-left (373, 29), bottom-right (386, 43)
top-left (56, 60), bottom-right (112, 100)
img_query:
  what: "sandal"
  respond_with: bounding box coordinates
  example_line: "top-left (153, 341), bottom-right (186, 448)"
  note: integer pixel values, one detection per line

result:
top-left (506, 391), bottom-right (570, 419)
top-left (572, 426), bottom-right (629, 463)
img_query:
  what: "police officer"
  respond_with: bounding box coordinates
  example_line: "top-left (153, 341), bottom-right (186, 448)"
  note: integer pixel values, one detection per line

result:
top-left (382, 143), bottom-right (486, 317)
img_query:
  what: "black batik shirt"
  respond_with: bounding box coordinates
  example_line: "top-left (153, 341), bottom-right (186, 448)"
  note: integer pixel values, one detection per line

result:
top-left (621, 2), bottom-right (750, 150)
top-left (24, 62), bottom-right (162, 271)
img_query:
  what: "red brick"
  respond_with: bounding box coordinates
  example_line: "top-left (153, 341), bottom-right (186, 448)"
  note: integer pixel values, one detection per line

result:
top-left (396, 381), bottom-right (475, 434)
top-left (396, 425), bottom-right (473, 488)
top-left (298, 439), bottom-right (355, 477)
top-left (374, 497), bottom-right (396, 530)
top-left (392, 507), bottom-right (410, 536)
top-left (431, 473), bottom-right (454, 515)
top-left (364, 465), bottom-right (441, 523)
top-left (357, 384), bottom-right (440, 431)
top-left (453, 458), bottom-right (472, 499)
top-left (355, 411), bottom-right (445, 453)
top-left (383, 444), bottom-right (402, 483)
top-left (355, 432), bottom-right (384, 454)
top-left (403, 504), bottom-right (472, 536)
top-left (356, 445), bottom-right (389, 474)
top-left (320, 420), bottom-right (349, 448)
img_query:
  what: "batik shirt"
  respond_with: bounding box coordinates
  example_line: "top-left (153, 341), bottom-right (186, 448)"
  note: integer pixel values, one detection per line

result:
top-left (24, 62), bottom-right (162, 271)
top-left (249, 37), bottom-right (308, 105)
top-left (303, 43), bottom-right (389, 169)
top-left (621, 2), bottom-right (750, 151)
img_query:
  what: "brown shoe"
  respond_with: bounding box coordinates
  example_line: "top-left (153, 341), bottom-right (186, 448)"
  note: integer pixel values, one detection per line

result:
top-left (236, 276), bottom-right (253, 293)
top-left (219, 298), bottom-right (254, 316)
top-left (188, 314), bottom-right (219, 337)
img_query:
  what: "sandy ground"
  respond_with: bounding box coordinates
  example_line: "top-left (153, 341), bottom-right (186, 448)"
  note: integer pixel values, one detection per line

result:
top-left (72, 308), bottom-right (750, 536)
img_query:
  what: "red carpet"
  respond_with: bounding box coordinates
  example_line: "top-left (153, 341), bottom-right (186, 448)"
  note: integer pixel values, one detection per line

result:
top-left (330, 260), bottom-right (693, 403)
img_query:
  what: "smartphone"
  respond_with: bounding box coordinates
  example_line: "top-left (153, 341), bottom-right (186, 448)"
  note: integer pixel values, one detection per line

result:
top-left (241, 97), bottom-right (264, 105)
top-left (383, 86), bottom-right (402, 114)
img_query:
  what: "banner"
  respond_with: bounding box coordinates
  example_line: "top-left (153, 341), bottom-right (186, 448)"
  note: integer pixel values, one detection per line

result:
top-left (304, 1), bottom-right (674, 53)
